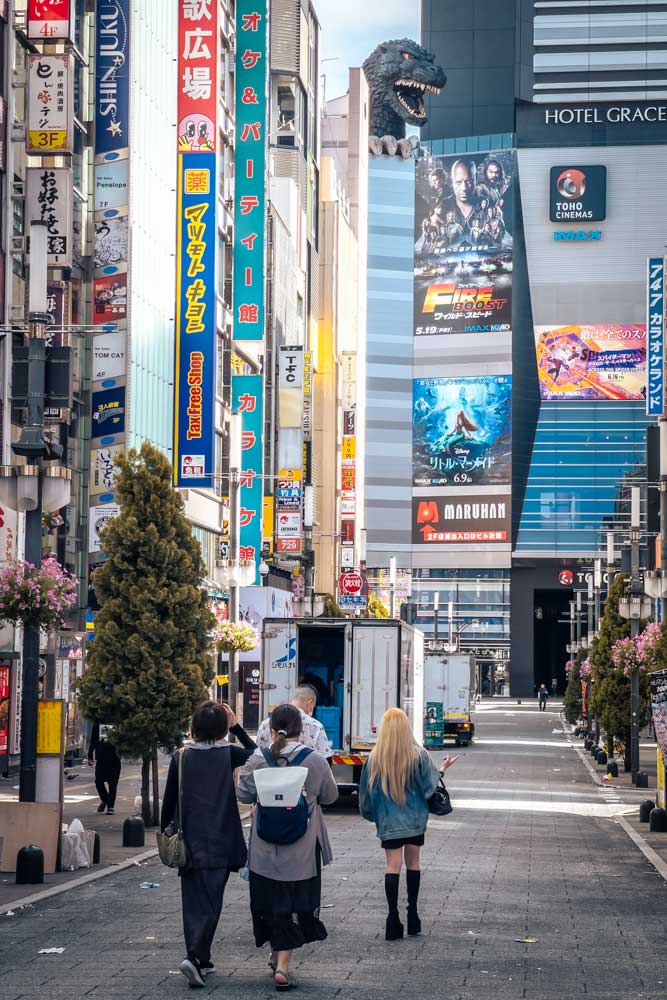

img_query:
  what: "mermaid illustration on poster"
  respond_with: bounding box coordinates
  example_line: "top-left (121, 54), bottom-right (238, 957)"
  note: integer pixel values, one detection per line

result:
top-left (413, 375), bottom-right (512, 487)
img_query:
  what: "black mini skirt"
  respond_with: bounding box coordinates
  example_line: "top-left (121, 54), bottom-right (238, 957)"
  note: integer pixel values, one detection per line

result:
top-left (380, 833), bottom-right (425, 850)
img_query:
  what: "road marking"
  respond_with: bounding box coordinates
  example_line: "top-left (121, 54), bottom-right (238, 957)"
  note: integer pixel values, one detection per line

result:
top-left (451, 798), bottom-right (635, 817)
top-left (616, 816), bottom-right (667, 883)
top-left (473, 738), bottom-right (575, 748)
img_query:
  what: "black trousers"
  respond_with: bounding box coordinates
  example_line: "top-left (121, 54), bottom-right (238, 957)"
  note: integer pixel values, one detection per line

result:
top-left (95, 768), bottom-right (120, 808)
top-left (181, 867), bottom-right (230, 964)
top-left (539, 700), bottom-right (547, 712)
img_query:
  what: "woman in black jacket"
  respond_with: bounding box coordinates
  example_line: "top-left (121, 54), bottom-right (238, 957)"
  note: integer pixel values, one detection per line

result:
top-left (160, 701), bottom-right (256, 988)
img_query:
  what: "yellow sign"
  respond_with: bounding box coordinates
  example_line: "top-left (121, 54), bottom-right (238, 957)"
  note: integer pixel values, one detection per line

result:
top-left (28, 130), bottom-right (69, 151)
top-left (659, 746), bottom-right (666, 808)
top-left (263, 495), bottom-right (274, 554)
top-left (37, 701), bottom-right (64, 755)
top-left (278, 469), bottom-right (302, 482)
top-left (216, 675), bottom-right (229, 686)
top-left (342, 436), bottom-right (356, 461)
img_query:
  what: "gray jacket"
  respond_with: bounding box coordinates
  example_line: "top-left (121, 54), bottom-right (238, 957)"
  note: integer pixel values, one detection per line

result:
top-left (237, 743), bottom-right (339, 882)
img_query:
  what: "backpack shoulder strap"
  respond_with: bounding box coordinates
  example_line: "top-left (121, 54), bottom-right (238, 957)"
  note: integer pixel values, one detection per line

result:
top-left (290, 747), bottom-right (314, 766)
top-left (261, 748), bottom-right (278, 767)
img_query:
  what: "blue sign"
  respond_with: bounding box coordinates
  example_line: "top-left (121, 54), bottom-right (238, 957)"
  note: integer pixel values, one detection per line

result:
top-left (233, 0), bottom-right (268, 342)
top-left (95, 0), bottom-right (130, 156)
top-left (91, 385), bottom-right (126, 439)
top-left (232, 375), bottom-right (264, 582)
top-left (647, 257), bottom-right (665, 417)
top-left (553, 231), bottom-right (601, 241)
top-left (174, 152), bottom-right (217, 487)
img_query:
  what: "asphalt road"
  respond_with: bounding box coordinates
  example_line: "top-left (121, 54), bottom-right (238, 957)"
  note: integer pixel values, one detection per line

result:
top-left (0, 703), bottom-right (665, 999)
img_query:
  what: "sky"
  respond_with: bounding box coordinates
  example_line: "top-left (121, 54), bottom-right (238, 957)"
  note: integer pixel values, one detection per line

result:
top-left (315, 0), bottom-right (420, 105)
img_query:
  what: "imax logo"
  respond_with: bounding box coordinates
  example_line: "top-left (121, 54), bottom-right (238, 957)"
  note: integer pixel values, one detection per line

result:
top-left (553, 230), bottom-right (602, 241)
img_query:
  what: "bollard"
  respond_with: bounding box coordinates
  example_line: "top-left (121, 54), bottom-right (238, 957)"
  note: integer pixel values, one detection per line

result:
top-left (122, 817), bottom-right (145, 848)
top-left (584, 738), bottom-right (593, 751)
top-left (607, 760), bottom-right (619, 778)
top-left (649, 806), bottom-right (667, 832)
top-left (16, 845), bottom-right (44, 885)
top-left (597, 750), bottom-right (607, 767)
top-left (92, 831), bottom-right (101, 865)
top-left (636, 771), bottom-right (649, 789)
top-left (640, 799), bottom-right (655, 823)
top-left (590, 744), bottom-right (599, 757)
top-left (574, 726), bottom-right (582, 737)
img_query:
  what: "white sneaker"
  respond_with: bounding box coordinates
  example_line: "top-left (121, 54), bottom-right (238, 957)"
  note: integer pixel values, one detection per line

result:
top-left (179, 958), bottom-right (205, 988)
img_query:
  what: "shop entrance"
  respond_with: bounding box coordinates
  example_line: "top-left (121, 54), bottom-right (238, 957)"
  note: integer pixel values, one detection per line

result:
top-left (533, 589), bottom-right (571, 695)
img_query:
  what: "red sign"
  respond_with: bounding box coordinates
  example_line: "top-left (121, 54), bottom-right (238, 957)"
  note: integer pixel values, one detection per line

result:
top-left (28, 0), bottom-right (70, 39)
top-left (0, 665), bottom-right (9, 755)
top-left (178, 0), bottom-right (218, 154)
top-left (340, 572), bottom-right (363, 596)
top-left (341, 519), bottom-right (355, 545)
top-left (341, 467), bottom-right (356, 491)
top-left (277, 537), bottom-right (302, 553)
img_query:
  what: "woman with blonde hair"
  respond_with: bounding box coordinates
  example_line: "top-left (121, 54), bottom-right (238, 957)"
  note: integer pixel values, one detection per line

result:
top-left (359, 708), bottom-right (457, 940)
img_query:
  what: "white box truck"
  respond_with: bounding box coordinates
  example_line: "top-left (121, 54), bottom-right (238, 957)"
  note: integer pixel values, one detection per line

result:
top-left (260, 618), bottom-right (424, 791)
top-left (423, 644), bottom-right (476, 747)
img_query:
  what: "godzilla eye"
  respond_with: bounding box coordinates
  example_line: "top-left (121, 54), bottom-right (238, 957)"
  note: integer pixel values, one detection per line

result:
top-left (401, 52), bottom-right (410, 60)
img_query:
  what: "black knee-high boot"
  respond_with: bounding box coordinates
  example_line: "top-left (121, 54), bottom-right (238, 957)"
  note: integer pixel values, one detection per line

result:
top-left (384, 874), bottom-right (403, 940)
top-left (406, 869), bottom-right (421, 935)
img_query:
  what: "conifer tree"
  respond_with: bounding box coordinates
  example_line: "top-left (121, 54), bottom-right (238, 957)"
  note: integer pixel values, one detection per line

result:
top-left (79, 442), bottom-right (214, 824)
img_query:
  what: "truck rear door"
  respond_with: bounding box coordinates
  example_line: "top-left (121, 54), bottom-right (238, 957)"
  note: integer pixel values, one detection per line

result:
top-left (350, 624), bottom-right (398, 749)
top-left (261, 619), bottom-right (298, 718)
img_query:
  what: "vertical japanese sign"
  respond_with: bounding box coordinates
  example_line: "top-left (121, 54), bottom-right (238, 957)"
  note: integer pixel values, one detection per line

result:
top-left (233, 0), bottom-right (268, 342)
top-left (27, 53), bottom-right (73, 155)
top-left (233, 376), bottom-right (264, 580)
top-left (647, 258), bottom-right (665, 417)
top-left (174, 0), bottom-right (219, 488)
top-left (26, 168), bottom-right (73, 267)
top-left (28, 0), bottom-right (71, 39)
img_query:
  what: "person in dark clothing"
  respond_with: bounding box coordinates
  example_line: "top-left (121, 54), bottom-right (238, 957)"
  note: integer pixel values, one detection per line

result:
top-left (161, 701), bottom-right (256, 989)
top-left (87, 723), bottom-right (122, 815)
top-left (538, 684), bottom-right (549, 711)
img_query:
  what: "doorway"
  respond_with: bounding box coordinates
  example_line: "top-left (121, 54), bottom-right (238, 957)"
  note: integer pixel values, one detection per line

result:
top-left (533, 589), bottom-right (571, 695)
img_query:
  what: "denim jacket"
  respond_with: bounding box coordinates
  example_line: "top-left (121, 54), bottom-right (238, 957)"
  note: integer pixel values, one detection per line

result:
top-left (358, 748), bottom-right (440, 841)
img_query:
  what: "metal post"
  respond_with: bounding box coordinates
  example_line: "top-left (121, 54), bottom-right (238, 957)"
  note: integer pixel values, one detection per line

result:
top-left (433, 592), bottom-right (439, 641)
top-left (630, 486), bottom-right (641, 783)
top-left (227, 415), bottom-right (241, 722)
top-left (304, 485), bottom-right (314, 616)
top-left (389, 557), bottom-right (396, 620)
top-left (576, 589), bottom-right (582, 652)
top-left (569, 599), bottom-right (576, 658)
top-left (448, 600), bottom-right (454, 652)
top-left (594, 558), bottom-right (602, 633)
top-left (16, 223), bottom-right (49, 804)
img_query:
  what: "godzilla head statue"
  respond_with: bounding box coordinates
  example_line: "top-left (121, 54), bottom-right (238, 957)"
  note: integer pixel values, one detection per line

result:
top-left (362, 38), bottom-right (446, 152)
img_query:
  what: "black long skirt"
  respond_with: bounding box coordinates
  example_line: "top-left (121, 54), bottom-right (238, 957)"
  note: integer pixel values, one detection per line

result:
top-left (249, 849), bottom-right (327, 952)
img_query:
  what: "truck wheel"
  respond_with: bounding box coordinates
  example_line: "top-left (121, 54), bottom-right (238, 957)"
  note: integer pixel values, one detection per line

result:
top-left (456, 739), bottom-right (470, 747)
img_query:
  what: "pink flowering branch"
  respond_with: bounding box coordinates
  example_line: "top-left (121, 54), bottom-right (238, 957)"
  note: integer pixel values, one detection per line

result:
top-left (0, 556), bottom-right (78, 630)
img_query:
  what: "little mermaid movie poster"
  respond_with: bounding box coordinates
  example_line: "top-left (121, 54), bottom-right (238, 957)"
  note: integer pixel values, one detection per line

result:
top-left (413, 375), bottom-right (512, 487)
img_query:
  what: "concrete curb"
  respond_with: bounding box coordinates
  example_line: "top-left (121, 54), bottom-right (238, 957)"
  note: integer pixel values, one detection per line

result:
top-left (0, 846), bottom-right (159, 915)
top-left (0, 808), bottom-right (252, 914)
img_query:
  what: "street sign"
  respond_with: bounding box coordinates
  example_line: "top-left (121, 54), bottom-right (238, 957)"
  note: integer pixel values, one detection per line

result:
top-left (339, 595), bottom-right (366, 607)
top-left (339, 571), bottom-right (363, 596)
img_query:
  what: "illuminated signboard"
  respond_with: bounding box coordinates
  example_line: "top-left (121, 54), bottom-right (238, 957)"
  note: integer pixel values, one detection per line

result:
top-left (232, 376), bottom-right (264, 578)
top-left (233, 0), bottom-right (268, 342)
top-left (647, 259), bottom-right (665, 417)
top-left (27, 53), bottom-right (74, 154)
top-left (28, 0), bottom-right (70, 40)
top-left (534, 325), bottom-right (646, 401)
top-left (173, 0), bottom-right (218, 487)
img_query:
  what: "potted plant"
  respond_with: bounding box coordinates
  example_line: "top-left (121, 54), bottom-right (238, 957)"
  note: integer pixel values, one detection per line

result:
top-left (213, 620), bottom-right (258, 654)
top-left (0, 556), bottom-right (77, 630)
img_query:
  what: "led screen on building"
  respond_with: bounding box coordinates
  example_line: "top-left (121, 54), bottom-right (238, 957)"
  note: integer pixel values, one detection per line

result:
top-left (534, 325), bottom-right (646, 401)
top-left (413, 375), bottom-right (512, 487)
top-left (414, 151), bottom-right (514, 337)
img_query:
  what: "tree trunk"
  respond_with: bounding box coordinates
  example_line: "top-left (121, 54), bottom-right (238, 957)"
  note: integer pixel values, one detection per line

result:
top-left (151, 747), bottom-right (160, 828)
top-left (607, 734), bottom-right (614, 759)
top-left (141, 755), bottom-right (151, 826)
top-left (624, 729), bottom-right (632, 772)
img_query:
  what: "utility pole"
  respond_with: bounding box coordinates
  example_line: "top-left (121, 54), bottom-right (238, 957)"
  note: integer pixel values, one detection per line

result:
top-left (14, 223), bottom-right (49, 802)
top-left (304, 485), bottom-right (314, 615)
top-left (630, 486), bottom-right (641, 783)
top-left (389, 556), bottom-right (396, 619)
top-left (448, 600), bottom-right (454, 652)
top-left (433, 591), bottom-right (439, 641)
top-left (587, 574), bottom-right (600, 743)
top-left (660, 419), bottom-right (667, 623)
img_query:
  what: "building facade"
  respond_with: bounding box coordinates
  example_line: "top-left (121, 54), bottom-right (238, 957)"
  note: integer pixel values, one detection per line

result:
top-left (363, 4), bottom-right (662, 696)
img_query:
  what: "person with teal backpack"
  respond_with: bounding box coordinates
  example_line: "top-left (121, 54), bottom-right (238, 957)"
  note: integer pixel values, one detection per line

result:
top-left (238, 704), bottom-right (338, 992)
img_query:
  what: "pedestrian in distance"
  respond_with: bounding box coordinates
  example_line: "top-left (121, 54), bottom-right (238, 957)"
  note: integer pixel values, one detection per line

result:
top-left (87, 722), bottom-right (122, 816)
top-left (538, 683), bottom-right (549, 712)
top-left (359, 707), bottom-right (458, 940)
top-left (238, 703), bottom-right (339, 992)
top-left (160, 701), bottom-right (256, 989)
top-left (256, 684), bottom-right (332, 757)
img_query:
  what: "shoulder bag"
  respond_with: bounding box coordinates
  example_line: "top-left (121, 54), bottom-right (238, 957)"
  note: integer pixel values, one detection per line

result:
top-left (428, 775), bottom-right (453, 817)
top-left (156, 749), bottom-right (189, 868)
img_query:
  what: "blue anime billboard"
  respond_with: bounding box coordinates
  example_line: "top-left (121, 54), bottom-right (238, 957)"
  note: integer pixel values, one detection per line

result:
top-left (413, 375), bottom-right (512, 487)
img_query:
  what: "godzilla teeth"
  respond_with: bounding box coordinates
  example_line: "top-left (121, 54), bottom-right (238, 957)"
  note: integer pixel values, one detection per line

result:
top-left (395, 79), bottom-right (441, 96)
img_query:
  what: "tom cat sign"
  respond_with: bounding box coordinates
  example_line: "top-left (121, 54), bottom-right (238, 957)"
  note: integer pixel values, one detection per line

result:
top-left (550, 166), bottom-right (606, 223)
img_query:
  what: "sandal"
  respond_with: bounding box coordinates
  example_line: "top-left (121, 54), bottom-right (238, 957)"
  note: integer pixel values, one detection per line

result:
top-left (274, 969), bottom-right (297, 991)
top-left (268, 953), bottom-right (277, 975)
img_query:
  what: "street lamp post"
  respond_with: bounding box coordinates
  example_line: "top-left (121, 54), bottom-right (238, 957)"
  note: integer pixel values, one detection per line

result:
top-left (630, 487), bottom-right (641, 783)
top-left (433, 592), bottom-right (439, 641)
top-left (227, 414), bottom-right (242, 722)
top-left (389, 557), bottom-right (396, 619)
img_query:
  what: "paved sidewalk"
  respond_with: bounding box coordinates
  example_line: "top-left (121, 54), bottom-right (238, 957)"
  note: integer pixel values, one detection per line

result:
top-left (1, 707), bottom-right (667, 998)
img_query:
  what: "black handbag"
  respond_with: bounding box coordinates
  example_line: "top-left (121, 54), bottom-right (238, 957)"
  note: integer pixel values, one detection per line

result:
top-left (428, 776), bottom-right (453, 816)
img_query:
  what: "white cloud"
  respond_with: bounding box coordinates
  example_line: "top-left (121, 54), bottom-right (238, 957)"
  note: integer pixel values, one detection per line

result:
top-left (316, 0), bottom-right (420, 103)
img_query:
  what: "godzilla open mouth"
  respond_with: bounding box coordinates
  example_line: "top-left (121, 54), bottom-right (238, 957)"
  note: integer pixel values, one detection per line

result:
top-left (394, 78), bottom-right (441, 121)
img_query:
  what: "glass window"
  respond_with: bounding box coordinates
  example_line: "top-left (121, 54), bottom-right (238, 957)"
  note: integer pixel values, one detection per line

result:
top-left (271, 75), bottom-right (304, 150)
